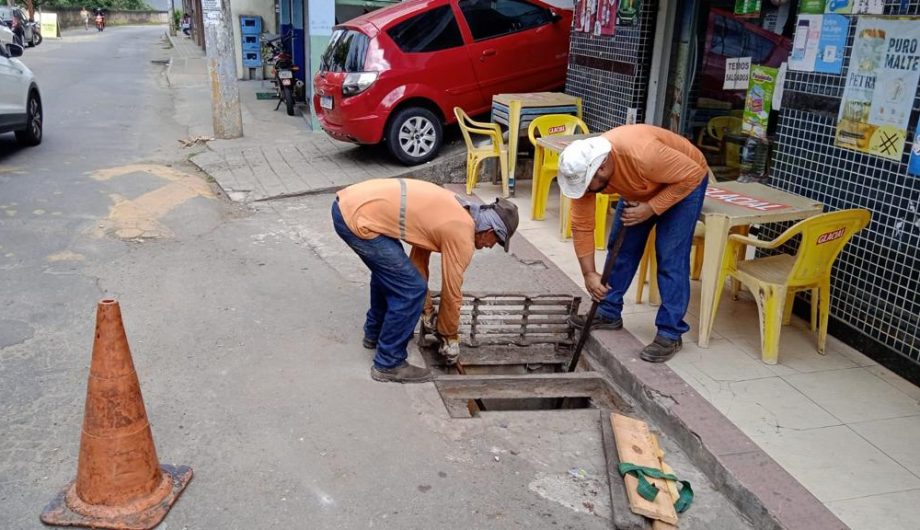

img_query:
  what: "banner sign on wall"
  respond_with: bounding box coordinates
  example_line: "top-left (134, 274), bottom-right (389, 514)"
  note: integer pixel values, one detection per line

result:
top-left (909, 120), bottom-right (920, 176)
top-left (836, 17), bottom-right (920, 160)
top-left (815, 14), bottom-right (849, 74)
top-left (735, 0), bottom-right (762, 17)
top-left (789, 14), bottom-right (822, 72)
top-left (799, 0), bottom-right (826, 14)
top-left (595, 0), bottom-right (618, 36)
top-left (617, 0), bottom-right (640, 26)
top-left (854, 0), bottom-right (884, 13)
top-left (743, 65), bottom-right (778, 138)
top-left (825, 0), bottom-right (884, 13)
top-left (574, 0), bottom-right (594, 33)
top-left (724, 57), bottom-right (752, 90)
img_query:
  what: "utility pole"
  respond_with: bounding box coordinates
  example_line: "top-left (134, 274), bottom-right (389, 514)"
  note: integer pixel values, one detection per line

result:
top-left (202, 0), bottom-right (243, 139)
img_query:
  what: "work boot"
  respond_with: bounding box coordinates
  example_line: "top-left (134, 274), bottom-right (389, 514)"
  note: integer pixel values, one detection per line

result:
top-left (639, 336), bottom-right (682, 363)
top-left (362, 336), bottom-right (377, 350)
top-left (568, 313), bottom-right (623, 331)
top-left (371, 362), bottom-right (434, 384)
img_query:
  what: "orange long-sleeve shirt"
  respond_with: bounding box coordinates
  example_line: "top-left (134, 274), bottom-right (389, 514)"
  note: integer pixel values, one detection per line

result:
top-left (336, 179), bottom-right (474, 337)
top-left (571, 125), bottom-right (708, 258)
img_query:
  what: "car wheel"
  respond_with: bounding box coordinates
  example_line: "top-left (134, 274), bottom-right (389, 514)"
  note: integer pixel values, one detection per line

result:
top-left (385, 106), bottom-right (442, 166)
top-left (15, 91), bottom-right (42, 146)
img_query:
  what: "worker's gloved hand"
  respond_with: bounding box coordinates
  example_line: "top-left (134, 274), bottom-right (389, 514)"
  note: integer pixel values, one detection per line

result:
top-left (438, 335), bottom-right (461, 365)
top-left (421, 309), bottom-right (438, 335)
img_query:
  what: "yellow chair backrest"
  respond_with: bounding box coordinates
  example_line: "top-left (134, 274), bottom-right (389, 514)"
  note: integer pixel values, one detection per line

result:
top-left (780, 209), bottom-right (871, 287)
top-left (706, 116), bottom-right (742, 141)
top-left (528, 114), bottom-right (589, 166)
top-left (454, 107), bottom-right (503, 152)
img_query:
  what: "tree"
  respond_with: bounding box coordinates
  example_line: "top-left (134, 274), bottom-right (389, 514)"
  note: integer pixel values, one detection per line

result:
top-left (26, 0), bottom-right (152, 10)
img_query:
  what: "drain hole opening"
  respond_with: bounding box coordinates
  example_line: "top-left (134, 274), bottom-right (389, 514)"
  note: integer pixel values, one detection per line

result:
top-left (472, 397), bottom-right (593, 412)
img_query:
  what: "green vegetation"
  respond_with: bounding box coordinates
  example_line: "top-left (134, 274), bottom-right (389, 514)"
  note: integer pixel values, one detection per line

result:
top-left (27, 0), bottom-right (153, 10)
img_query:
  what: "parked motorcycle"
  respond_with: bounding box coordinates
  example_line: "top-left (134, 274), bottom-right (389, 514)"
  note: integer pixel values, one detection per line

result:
top-left (24, 20), bottom-right (40, 47)
top-left (263, 33), bottom-right (302, 116)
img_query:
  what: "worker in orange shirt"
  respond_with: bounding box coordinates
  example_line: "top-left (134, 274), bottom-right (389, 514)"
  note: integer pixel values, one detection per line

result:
top-left (333, 179), bottom-right (519, 383)
top-left (557, 124), bottom-right (709, 363)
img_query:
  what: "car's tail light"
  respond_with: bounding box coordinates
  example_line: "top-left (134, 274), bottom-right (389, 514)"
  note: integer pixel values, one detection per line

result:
top-left (342, 72), bottom-right (378, 97)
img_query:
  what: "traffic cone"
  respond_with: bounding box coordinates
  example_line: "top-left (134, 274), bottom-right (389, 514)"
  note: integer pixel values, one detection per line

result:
top-left (41, 299), bottom-right (192, 530)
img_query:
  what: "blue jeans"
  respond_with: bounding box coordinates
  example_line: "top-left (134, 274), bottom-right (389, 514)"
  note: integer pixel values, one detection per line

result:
top-left (331, 200), bottom-right (427, 369)
top-left (597, 179), bottom-right (708, 340)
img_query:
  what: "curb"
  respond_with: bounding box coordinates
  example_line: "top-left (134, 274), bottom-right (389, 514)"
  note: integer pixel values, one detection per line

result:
top-left (481, 206), bottom-right (847, 530)
top-left (582, 334), bottom-right (848, 530)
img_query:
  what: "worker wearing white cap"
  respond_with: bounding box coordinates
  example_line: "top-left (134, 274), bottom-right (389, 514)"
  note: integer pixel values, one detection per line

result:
top-left (557, 124), bottom-right (709, 362)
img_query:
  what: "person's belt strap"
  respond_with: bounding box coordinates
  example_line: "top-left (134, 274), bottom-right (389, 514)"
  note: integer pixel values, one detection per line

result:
top-left (398, 178), bottom-right (408, 241)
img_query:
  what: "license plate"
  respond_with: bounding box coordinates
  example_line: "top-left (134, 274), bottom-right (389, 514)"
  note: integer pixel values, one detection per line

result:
top-left (278, 70), bottom-right (293, 79)
top-left (320, 95), bottom-right (333, 110)
top-left (281, 79), bottom-right (291, 86)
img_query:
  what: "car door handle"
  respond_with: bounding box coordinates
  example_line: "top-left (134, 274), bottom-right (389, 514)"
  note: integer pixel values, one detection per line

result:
top-left (480, 49), bottom-right (497, 61)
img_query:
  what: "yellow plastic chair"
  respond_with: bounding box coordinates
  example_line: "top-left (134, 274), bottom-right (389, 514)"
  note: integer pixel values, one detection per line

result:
top-left (560, 193), bottom-right (617, 250)
top-left (527, 114), bottom-right (589, 220)
top-left (711, 209), bottom-right (870, 364)
top-left (635, 170), bottom-right (719, 304)
top-left (454, 107), bottom-right (509, 197)
top-left (697, 116), bottom-right (743, 168)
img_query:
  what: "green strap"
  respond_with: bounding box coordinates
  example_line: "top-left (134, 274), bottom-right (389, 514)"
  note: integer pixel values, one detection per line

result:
top-left (618, 462), bottom-right (694, 513)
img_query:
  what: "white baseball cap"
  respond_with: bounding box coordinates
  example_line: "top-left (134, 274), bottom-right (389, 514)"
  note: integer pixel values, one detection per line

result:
top-left (557, 136), bottom-right (612, 199)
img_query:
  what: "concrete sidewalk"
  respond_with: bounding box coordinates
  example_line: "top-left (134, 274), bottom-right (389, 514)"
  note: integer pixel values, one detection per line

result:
top-left (165, 33), bottom-right (465, 202)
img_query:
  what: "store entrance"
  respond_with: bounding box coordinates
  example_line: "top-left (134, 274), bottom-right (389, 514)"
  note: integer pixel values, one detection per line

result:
top-left (659, 0), bottom-right (798, 181)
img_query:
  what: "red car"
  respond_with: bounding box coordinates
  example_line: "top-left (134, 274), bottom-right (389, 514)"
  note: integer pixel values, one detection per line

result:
top-left (313, 0), bottom-right (572, 165)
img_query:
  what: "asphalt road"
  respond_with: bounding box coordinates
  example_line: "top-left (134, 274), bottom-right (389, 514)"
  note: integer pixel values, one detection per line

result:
top-left (0, 26), bottom-right (746, 530)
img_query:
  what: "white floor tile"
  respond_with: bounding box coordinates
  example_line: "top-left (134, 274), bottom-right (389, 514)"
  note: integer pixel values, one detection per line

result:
top-left (831, 340), bottom-right (878, 367)
top-left (785, 368), bottom-right (920, 424)
top-left (715, 378), bottom-right (842, 437)
top-left (850, 415), bottom-right (920, 477)
top-left (866, 365), bottom-right (920, 402)
top-left (733, 324), bottom-right (859, 374)
top-left (751, 425), bottom-right (920, 502)
top-left (828, 489), bottom-right (920, 530)
top-left (668, 339), bottom-right (775, 382)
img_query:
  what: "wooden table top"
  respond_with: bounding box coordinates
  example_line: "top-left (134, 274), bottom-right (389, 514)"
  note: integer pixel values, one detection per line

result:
top-left (702, 181), bottom-right (823, 224)
top-left (493, 92), bottom-right (581, 108)
top-left (535, 133), bottom-right (600, 152)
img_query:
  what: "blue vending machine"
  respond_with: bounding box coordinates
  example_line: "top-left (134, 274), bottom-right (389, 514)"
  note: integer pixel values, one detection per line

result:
top-left (240, 15), bottom-right (263, 79)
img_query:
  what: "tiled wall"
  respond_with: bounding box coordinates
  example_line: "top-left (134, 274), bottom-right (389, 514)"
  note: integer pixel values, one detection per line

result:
top-left (565, 1), bottom-right (658, 131)
top-left (770, 1), bottom-right (920, 365)
top-left (567, 0), bottom-right (920, 371)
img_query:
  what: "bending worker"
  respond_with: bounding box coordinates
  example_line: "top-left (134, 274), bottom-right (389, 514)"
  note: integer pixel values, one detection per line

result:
top-left (557, 124), bottom-right (709, 363)
top-left (332, 178), bottom-right (519, 383)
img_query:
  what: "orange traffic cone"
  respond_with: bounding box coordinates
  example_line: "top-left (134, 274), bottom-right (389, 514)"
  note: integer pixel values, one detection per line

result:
top-left (41, 299), bottom-right (192, 530)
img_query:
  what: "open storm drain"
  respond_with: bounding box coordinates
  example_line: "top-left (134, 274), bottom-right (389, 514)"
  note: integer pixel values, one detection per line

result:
top-left (419, 293), bottom-right (632, 418)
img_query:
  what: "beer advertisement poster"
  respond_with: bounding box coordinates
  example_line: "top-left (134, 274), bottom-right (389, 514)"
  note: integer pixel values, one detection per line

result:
top-left (836, 17), bottom-right (920, 161)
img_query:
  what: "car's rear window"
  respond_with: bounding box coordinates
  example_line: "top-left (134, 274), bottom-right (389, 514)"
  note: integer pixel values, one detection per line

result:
top-left (320, 29), bottom-right (369, 73)
top-left (387, 6), bottom-right (464, 53)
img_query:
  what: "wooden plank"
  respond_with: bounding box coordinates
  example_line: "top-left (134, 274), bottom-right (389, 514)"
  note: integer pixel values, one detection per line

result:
top-left (436, 372), bottom-right (604, 400)
top-left (600, 410), bottom-right (651, 530)
top-left (427, 345), bottom-right (571, 366)
top-left (651, 434), bottom-right (680, 530)
top-left (435, 373), bottom-right (605, 417)
top-left (611, 413), bottom-right (679, 525)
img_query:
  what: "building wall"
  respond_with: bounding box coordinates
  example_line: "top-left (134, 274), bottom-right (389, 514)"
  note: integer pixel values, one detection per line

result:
top-left (769, 0), bottom-right (920, 369)
top-left (53, 8), bottom-right (168, 30)
top-left (566, 0), bottom-right (920, 377)
top-left (229, 0), bottom-right (276, 79)
top-left (564, 0), bottom-right (658, 132)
